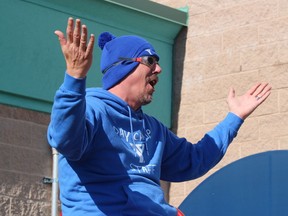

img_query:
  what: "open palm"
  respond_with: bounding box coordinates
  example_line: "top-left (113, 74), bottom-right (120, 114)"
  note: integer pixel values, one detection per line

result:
top-left (55, 18), bottom-right (95, 78)
top-left (227, 83), bottom-right (272, 120)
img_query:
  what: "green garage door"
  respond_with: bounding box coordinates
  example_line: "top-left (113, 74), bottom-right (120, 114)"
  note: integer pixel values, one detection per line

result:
top-left (0, 0), bottom-right (188, 128)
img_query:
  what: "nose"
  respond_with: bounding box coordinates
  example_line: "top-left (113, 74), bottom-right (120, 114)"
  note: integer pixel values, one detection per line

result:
top-left (153, 64), bottom-right (162, 74)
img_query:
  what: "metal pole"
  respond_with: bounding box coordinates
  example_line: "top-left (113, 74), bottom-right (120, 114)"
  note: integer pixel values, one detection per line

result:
top-left (51, 148), bottom-right (59, 216)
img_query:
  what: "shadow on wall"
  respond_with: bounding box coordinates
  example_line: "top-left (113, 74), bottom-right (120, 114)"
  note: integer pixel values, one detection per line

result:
top-left (161, 27), bottom-right (187, 203)
top-left (179, 150), bottom-right (288, 216)
top-left (171, 27), bottom-right (187, 133)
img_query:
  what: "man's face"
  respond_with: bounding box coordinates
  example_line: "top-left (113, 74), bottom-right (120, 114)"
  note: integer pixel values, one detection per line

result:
top-left (125, 62), bottom-right (162, 109)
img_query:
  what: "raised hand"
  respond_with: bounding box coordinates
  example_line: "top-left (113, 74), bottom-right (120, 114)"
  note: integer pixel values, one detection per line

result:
top-left (227, 83), bottom-right (272, 120)
top-left (55, 17), bottom-right (95, 78)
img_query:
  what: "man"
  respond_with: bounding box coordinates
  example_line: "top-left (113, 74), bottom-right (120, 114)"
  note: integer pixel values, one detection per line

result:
top-left (47, 17), bottom-right (272, 215)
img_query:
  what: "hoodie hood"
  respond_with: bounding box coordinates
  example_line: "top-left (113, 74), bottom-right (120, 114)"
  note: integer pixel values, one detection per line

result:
top-left (86, 87), bottom-right (144, 119)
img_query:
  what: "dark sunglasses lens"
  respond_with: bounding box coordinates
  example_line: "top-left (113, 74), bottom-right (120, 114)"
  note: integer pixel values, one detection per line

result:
top-left (147, 57), bottom-right (155, 66)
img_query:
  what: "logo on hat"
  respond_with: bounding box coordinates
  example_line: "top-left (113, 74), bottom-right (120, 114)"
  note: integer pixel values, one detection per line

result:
top-left (144, 49), bottom-right (153, 55)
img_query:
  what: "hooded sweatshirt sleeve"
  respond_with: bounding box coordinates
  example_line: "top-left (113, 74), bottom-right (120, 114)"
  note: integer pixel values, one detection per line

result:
top-left (47, 73), bottom-right (97, 161)
top-left (160, 112), bottom-right (243, 182)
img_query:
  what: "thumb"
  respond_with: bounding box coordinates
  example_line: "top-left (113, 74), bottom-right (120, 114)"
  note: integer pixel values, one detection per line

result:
top-left (228, 87), bottom-right (235, 100)
top-left (54, 30), bottom-right (66, 46)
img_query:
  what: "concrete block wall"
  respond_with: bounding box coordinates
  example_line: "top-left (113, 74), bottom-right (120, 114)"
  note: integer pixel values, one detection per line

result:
top-left (0, 104), bottom-right (52, 215)
top-left (153, 0), bottom-right (288, 208)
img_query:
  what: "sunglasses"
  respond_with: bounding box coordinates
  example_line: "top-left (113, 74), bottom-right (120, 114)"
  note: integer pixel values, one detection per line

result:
top-left (103, 56), bottom-right (159, 74)
top-left (119, 56), bottom-right (159, 68)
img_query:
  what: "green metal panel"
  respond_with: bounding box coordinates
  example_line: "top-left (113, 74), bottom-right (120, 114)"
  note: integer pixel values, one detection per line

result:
top-left (0, 0), bottom-right (187, 127)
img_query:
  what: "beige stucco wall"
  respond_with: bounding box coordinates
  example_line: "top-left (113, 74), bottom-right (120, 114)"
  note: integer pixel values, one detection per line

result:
top-left (153, 0), bottom-right (288, 207)
top-left (0, 105), bottom-right (52, 215)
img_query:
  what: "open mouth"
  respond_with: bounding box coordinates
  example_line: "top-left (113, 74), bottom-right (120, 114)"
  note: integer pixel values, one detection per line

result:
top-left (149, 77), bottom-right (158, 89)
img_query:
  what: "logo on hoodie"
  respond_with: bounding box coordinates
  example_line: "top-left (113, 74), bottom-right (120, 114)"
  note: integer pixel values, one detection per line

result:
top-left (130, 143), bottom-right (145, 163)
top-left (113, 126), bottom-right (157, 175)
top-left (113, 126), bottom-right (152, 163)
top-left (130, 163), bottom-right (156, 174)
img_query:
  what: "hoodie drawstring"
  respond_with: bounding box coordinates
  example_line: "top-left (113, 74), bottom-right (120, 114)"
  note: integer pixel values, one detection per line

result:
top-left (127, 106), bottom-right (149, 158)
top-left (127, 106), bottom-right (137, 157)
top-left (142, 120), bottom-right (149, 156)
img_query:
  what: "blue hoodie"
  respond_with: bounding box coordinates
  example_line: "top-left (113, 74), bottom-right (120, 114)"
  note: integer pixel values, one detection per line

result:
top-left (47, 73), bottom-right (243, 215)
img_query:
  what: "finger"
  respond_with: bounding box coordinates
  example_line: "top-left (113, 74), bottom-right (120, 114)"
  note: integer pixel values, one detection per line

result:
top-left (73, 19), bottom-right (81, 46)
top-left (227, 87), bottom-right (235, 100)
top-left (79, 25), bottom-right (87, 51)
top-left (54, 30), bottom-right (66, 46)
top-left (257, 89), bottom-right (271, 104)
top-left (66, 17), bottom-right (74, 44)
top-left (253, 83), bottom-right (269, 101)
top-left (247, 83), bottom-right (261, 95)
top-left (85, 34), bottom-right (95, 58)
top-left (226, 87), bottom-right (235, 105)
top-left (255, 83), bottom-right (272, 99)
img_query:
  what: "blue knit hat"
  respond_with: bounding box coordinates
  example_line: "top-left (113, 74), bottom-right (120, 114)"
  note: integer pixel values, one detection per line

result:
top-left (98, 32), bottom-right (159, 90)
